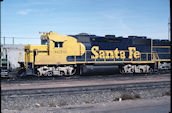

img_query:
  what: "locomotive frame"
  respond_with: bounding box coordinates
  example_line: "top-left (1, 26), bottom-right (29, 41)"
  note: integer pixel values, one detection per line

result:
top-left (18, 32), bottom-right (171, 76)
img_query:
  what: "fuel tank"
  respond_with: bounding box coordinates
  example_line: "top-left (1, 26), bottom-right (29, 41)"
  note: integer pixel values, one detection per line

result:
top-left (82, 64), bottom-right (119, 75)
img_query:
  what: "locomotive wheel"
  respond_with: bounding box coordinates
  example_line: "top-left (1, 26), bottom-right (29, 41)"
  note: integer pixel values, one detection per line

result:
top-left (47, 71), bottom-right (53, 76)
top-left (148, 68), bottom-right (153, 74)
top-left (120, 68), bottom-right (125, 74)
top-left (44, 71), bottom-right (53, 76)
top-left (60, 71), bottom-right (65, 76)
top-left (140, 69), bottom-right (143, 73)
top-left (37, 71), bottom-right (41, 77)
top-left (71, 69), bottom-right (76, 75)
top-left (130, 68), bottom-right (134, 74)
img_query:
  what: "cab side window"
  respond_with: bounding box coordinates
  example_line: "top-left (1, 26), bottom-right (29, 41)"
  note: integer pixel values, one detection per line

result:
top-left (55, 42), bottom-right (63, 48)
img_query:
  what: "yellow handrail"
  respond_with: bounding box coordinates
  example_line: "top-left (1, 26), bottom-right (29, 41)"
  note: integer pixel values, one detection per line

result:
top-left (18, 52), bottom-right (22, 63)
top-left (73, 49), bottom-right (170, 63)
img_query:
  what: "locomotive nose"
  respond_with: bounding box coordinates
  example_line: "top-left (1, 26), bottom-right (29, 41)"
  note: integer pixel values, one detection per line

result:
top-left (80, 43), bottom-right (86, 55)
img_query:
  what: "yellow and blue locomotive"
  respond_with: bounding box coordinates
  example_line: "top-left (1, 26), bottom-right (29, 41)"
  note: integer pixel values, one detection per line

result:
top-left (18, 32), bottom-right (171, 76)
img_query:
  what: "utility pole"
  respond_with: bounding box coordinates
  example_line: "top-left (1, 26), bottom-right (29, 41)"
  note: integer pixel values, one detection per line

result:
top-left (0, 0), bottom-right (3, 69)
top-left (13, 37), bottom-right (14, 44)
top-left (169, 0), bottom-right (171, 41)
top-left (168, 18), bottom-right (170, 41)
top-left (0, 0), bottom-right (2, 45)
top-left (3, 37), bottom-right (5, 45)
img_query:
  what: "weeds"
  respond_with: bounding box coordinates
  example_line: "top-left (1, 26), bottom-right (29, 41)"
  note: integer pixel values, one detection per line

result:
top-left (114, 93), bottom-right (140, 101)
top-left (162, 91), bottom-right (171, 96)
top-left (58, 101), bottom-right (68, 107)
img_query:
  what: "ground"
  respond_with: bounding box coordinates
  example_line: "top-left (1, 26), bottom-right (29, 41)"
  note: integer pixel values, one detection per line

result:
top-left (2, 96), bottom-right (170, 113)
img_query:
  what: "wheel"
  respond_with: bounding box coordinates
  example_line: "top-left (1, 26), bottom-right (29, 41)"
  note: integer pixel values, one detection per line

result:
top-left (148, 68), bottom-right (153, 74)
top-left (120, 68), bottom-right (125, 74)
top-left (45, 71), bottom-right (53, 76)
top-left (140, 69), bottom-right (143, 73)
top-left (60, 71), bottom-right (65, 76)
top-left (71, 69), bottom-right (76, 75)
top-left (37, 71), bottom-right (41, 77)
top-left (130, 68), bottom-right (134, 74)
top-left (47, 71), bottom-right (53, 76)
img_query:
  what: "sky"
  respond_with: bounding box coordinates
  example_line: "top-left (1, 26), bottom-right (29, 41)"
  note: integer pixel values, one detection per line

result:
top-left (1, 0), bottom-right (170, 44)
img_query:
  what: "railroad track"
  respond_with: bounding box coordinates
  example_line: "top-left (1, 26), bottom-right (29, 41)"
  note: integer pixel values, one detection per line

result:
top-left (1, 71), bottom-right (170, 84)
top-left (1, 81), bottom-right (170, 98)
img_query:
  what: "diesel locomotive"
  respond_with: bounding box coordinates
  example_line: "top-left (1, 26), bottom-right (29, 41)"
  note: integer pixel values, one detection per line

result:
top-left (18, 32), bottom-right (171, 76)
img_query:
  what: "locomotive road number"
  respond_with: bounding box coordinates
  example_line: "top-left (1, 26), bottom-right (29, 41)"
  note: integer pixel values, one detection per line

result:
top-left (91, 46), bottom-right (141, 59)
top-left (54, 50), bottom-right (67, 54)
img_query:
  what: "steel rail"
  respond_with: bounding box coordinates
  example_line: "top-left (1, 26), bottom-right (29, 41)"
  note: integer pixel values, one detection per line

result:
top-left (1, 81), bottom-right (170, 97)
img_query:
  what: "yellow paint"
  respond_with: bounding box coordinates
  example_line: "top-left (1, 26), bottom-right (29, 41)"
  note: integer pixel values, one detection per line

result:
top-left (120, 51), bottom-right (126, 59)
top-left (151, 39), bottom-right (152, 60)
top-left (105, 51), bottom-right (114, 59)
top-left (99, 50), bottom-right (105, 59)
top-left (18, 52), bottom-right (22, 63)
top-left (64, 61), bottom-right (156, 64)
top-left (152, 46), bottom-right (170, 48)
top-left (91, 46), bottom-right (99, 59)
top-left (134, 51), bottom-right (141, 59)
top-left (23, 32), bottom-right (171, 68)
top-left (91, 46), bottom-right (140, 60)
top-left (114, 48), bottom-right (120, 59)
top-left (128, 47), bottom-right (140, 59)
top-left (24, 32), bottom-right (86, 66)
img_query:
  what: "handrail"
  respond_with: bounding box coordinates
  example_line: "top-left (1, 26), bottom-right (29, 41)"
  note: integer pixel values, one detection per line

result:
top-left (152, 46), bottom-right (170, 48)
top-left (18, 52), bottom-right (22, 63)
top-left (80, 49), bottom-right (170, 63)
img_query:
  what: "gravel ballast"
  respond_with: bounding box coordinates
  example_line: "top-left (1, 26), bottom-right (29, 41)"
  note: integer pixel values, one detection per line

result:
top-left (1, 81), bottom-right (170, 111)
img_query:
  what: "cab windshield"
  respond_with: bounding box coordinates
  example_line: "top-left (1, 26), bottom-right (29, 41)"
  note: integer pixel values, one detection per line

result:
top-left (41, 37), bottom-right (49, 45)
top-left (41, 40), bottom-right (49, 45)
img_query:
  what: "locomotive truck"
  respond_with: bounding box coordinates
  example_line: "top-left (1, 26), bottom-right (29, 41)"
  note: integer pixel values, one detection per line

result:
top-left (18, 32), bottom-right (171, 76)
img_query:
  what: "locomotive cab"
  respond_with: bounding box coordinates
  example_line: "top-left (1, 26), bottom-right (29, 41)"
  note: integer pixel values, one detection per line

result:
top-left (18, 32), bottom-right (85, 76)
